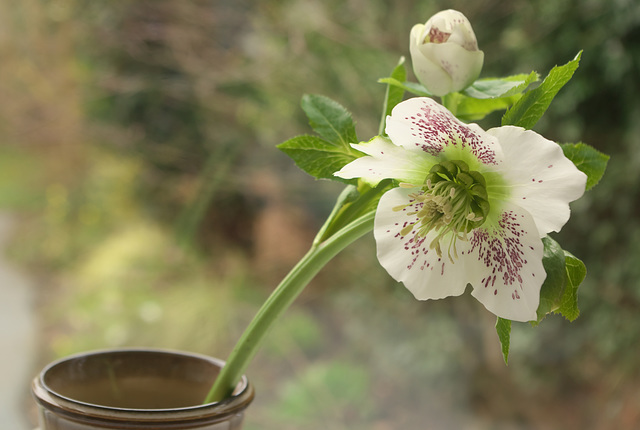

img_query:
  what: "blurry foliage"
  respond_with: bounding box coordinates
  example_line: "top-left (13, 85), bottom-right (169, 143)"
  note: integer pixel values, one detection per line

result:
top-left (266, 360), bottom-right (373, 429)
top-left (1, 0), bottom-right (639, 429)
top-left (44, 219), bottom-right (256, 357)
top-left (0, 146), bottom-right (45, 210)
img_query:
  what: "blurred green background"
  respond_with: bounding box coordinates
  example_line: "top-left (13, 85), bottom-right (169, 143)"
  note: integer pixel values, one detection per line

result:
top-left (1, 0), bottom-right (638, 428)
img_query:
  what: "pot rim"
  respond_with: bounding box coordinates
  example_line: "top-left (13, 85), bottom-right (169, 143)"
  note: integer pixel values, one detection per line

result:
top-left (32, 347), bottom-right (253, 419)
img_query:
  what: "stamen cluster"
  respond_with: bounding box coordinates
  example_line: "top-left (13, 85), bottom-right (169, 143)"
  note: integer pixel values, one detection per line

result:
top-left (397, 160), bottom-right (489, 260)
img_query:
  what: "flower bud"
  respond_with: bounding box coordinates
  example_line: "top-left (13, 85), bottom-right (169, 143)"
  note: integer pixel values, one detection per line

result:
top-left (410, 10), bottom-right (484, 96)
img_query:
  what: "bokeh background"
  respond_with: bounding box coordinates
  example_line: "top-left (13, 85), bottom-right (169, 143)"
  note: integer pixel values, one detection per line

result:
top-left (1, 0), bottom-right (639, 429)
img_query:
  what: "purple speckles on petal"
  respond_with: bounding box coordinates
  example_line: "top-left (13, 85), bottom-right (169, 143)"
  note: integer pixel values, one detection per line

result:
top-left (398, 99), bottom-right (498, 164)
top-left (390, 197), bottom-right (431, 271)
top-left (428, 27), bottom-right (451, 44)
top-left (470, 210), bottom-right (528, 292)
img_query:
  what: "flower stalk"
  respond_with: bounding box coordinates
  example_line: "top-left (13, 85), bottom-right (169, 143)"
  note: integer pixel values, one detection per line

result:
top-left (204, 203), bottom-right (376, 403)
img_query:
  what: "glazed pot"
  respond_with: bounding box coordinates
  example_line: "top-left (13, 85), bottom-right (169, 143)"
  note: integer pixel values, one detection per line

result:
top-left (31, 348), bottom-right (254, 429)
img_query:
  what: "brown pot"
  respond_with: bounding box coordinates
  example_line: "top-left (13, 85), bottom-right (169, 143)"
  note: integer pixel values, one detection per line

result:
top-left (31, 348), bottom-right (254, 429)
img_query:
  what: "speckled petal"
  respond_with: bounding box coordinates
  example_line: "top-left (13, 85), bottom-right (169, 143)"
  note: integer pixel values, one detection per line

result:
top-left (385, 98), bottom-right (503, 166)
top-left (488, 125), bottom-right (587, 236)
top-left (467, 202), bottom-right (545, 322)
top-left (373, 186), bottom-right (471, 300)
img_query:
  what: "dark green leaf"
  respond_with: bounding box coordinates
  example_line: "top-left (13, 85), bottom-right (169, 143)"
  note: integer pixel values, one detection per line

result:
top-left (555, 251), bottom-right (586, 321)
top-left (463, 72), bottom-right (539, 99)
top-left (502, 52), bottom-right (582, 129)
top-left (532, 236), bottom-right (566, 326)
top-left (495, 317), bottom-right (512, 365)
top-left (301, 94), bottom-right (358, 147)
top-left (560, 142), bottom-right (609, 191)
top-left (377, 77), bottom-right (432, 97)
top-left (277, 135), bottom-right (361, 183)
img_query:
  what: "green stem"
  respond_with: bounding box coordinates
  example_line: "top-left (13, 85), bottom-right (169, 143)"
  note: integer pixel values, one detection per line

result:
top-left (312, 185), bottom-right (358, 247)
top-left (204, 210), bottom-right (375, 403)
top-left (441, 92), bottom-right (461, 115)
top-left (315, 180), bottom-right (391, 245)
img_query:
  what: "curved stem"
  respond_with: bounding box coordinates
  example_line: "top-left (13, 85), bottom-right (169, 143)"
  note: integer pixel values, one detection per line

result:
top-left (312, 185), bottom-right (358, 246)
top-left (204, 210), bottom-right (375, 403)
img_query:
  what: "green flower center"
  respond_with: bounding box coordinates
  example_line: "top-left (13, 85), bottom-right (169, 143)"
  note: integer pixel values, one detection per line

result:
top-left (397, 160), bottom-right (490, 260)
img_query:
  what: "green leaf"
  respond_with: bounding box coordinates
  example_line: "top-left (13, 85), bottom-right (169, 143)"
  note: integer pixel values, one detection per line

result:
top-left (555, 251), bottom-right (586, 321)
top-left (533, 236), bottom-right (567, 326)
top-left (379, 57), bottom-right (407, 134)
top-left (560, 142), bottom-right (609, 191)
top-left (455, 95), bottom-right (522, 122)
top-left (452, 72), bottom-right (539, 121)
top-left (301, 94), bottom-right (358, 147)
top-left (280, 95), bottom-right (363, 182)
top-left (495, 244), bottom-right (585, 363)
top-left (495, 317), bottom-right (512, 365)
top-left (463, 72), bottom-right (539, 99)
top-left (377, 77), bottom-right (432, 97)
top-left (277, 135), bottom-right (361, 183)
top-left (502, 51), bottom-right (582, 129)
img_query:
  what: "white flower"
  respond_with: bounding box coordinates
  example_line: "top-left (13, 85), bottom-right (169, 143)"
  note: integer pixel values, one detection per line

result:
top-left (410, 10), bottom-right (484, 97)
top-left (336, 98), bottom-right (586, 322)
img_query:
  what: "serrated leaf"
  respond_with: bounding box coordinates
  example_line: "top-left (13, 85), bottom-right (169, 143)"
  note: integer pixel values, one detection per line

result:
top-left (533, 236), bottom-right (567, 326)
top-left (301, 94), bottom-right (358, 147)
top-left (560, 142), bottom-right (609, 191)
top-left (277, 135), bottom-right (360, 183)
top-left (379, 58), bottom-right (407, 135)
top-left (377, 77), bottom-right (432, 97)
top-left (554, 251), bottom-right (586, 321)
top-left (495, 317), bottom-right (512, 365)
top-left (463, 72), bottom-right (539, 99)
top-left (502, 52), bottom-right (582, 129)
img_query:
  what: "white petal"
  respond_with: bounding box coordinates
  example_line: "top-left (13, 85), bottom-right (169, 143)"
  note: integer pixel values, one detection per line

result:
top-left (410, 24), bottom-right (453, 97)
top-left (410, 41), bottom-right (453, 96)
top-left (373, 187), bottom-right (471, 300)
top-left (426, 43), bottom-right (484, 93)
top-left (445, 13), bottom-right (479, 51)
top-left (425, 10), bottom-right (477, 47)
top-left (487, 126), bottom-right (587, 236)
top-left (334, 136), bottom-right (434, 186)
top-left (385, 98), bottom-right (503, 166)
top-left (466, 203), bottom-right (545, 322)
top-left (374, 187), bottom-right (545, 322)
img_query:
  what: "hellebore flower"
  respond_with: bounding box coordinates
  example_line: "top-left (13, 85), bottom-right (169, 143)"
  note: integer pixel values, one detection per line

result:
top-left (335, 98), bottom-right (586, 321)
top-left (410, 10), bottom-right (484, 97)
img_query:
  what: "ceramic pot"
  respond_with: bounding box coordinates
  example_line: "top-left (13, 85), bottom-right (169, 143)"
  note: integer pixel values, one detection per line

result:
top-left (31, 348), bottom-right (254, 429)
